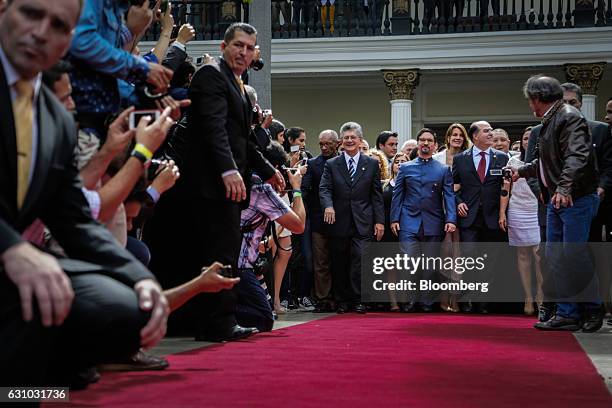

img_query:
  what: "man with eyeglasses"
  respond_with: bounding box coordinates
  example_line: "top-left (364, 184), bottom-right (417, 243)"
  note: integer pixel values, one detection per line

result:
top-left (302, 130), bottom-right (340, 312)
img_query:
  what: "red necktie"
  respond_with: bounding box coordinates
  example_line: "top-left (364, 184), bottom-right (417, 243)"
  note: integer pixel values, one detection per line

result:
top-left (477, 151), bottom-right (487, 183)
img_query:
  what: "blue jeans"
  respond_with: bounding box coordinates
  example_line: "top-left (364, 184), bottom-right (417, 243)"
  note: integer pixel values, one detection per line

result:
top-left (399, 229), bottom-right (442, 306)
top-left (546, 193), bottom-right (600, 319)
top-left (235, 269), bottom-right (274, 332)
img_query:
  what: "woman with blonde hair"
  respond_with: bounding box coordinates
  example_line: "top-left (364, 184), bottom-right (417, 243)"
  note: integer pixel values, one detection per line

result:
top-left (367, 149), bottom-right (390, 181)
top-left (433, 123), bottom-right (471, 312)
top-left (382, 152), bottom-right (409, 311)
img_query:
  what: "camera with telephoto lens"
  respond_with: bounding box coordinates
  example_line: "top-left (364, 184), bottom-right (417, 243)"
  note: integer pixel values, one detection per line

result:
top-left (503, 168), bottom-right (513, 181)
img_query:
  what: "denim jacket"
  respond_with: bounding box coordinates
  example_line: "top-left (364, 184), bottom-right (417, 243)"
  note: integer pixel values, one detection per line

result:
top-left (68, 0), bottom-right (150, 115)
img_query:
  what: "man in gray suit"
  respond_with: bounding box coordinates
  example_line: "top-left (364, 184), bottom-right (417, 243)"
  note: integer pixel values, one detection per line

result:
top-left (319, 122), bottom-right (384, 314)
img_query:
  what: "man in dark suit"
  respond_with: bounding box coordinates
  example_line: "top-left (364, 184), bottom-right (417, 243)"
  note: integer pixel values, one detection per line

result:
top-left (302, 129), bottom-right (339, 312)
top-left (148, 23), bottom-right (283, 342)
top-left (390, 128), bottom-right (457, 311)
top-left (561, 83), bottom-right (612, 243)
top-left (0, 0), bottom-right (169, 387)
top-left (452, 120), bottom-right (509, 313)
top-left (319, 122), bottom-right (385, 314)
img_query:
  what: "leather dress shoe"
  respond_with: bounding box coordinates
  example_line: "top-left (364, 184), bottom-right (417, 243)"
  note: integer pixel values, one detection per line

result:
top-left (401, 302), bottom-right (416, 313)
top-left (354, 303), bottom-right (367, 314)
top-left (534, 315), bottom-right (580, 331)
top-left (582, 306), bottom-right (605, 333)
top-left (196, 325), bottom-right (259, 342)
top-left (337, 303), bottom-right (349, 314)
top-left (99, 350), bottom-right (169, 372)
top-left (314, 302), bottom-right (333, 313)
top-left (420, 304), bottom-right (433, 312)
top-left (460, 301), bottom-right (473, 313)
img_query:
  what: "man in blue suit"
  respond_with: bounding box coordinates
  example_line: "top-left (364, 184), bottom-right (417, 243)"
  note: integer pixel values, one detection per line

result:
top-left (391, 128), bottom-right (457, 311)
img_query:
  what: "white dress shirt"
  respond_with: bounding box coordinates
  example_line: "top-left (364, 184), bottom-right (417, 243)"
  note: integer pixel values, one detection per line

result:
top-left (472, 145), bottom-right (491, 175)
top-left (344, 151), bottom-right (361, 171)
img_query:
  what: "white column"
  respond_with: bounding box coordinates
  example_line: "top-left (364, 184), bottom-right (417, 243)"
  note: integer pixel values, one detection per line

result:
top-left (582, 94), bottom-right (596, 121)
top-left (390, 99), bottom-right (413, 144)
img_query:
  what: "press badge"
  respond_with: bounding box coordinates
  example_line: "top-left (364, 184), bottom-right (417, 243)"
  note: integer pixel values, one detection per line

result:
top-left (490, 169), bottom-right (502, 176)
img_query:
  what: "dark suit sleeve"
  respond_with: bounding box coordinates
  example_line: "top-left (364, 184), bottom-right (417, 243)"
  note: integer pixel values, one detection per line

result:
top-left (596, 124), bottom-right (612, 192)
top-left (301, 159), bottom-right (314, 204)
top-left (162, 44), bottom-right (187, 72)
top-left (390, 165), bottom-right (406, 223)
top-left (0, 218), bottom-right (23, 255)
top-left (452, 156), bottom-right (464, 205)
top-left (247, 136), bottom-right (276, 182)
top-left (319, 161), bottom-right (334, 210)
top-left (443, 166), bottom-right (457, 224)
top-left (189, 66), bottom-right (237, 174)
top-left (371, 164), bottom-right (384, 225)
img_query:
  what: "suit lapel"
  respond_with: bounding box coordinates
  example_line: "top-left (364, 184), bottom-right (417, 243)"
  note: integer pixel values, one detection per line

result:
top-left (465, 147), bottom-right (480, 182)
top-left (337, 154), bottom-right (352, 187)
top-left (0, 61), bottom-right (18, 216)
top-left (20, 90), bottom-right (54, 217)
top-left (219, 58), bottom-right (250, 128)
top-left (352, 154), bottom-right (367, 185)
top-left (483, 150), bottom-right (498, 183)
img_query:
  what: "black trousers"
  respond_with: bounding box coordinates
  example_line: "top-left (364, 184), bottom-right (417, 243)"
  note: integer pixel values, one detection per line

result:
top-left (0, 264), bottom-right (148, 386)
top-left (329, 232), bottom-right (370, 305)
top-left (146, 189), bottom-right (241, 337)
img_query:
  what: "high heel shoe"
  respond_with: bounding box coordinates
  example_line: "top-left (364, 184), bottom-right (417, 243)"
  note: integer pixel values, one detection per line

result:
top-left (524, 299), bottom-right (535, 315)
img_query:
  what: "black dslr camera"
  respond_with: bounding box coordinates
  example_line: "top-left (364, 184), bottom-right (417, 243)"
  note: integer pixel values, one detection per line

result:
top-left (503, 168), bottom-right (513, 181)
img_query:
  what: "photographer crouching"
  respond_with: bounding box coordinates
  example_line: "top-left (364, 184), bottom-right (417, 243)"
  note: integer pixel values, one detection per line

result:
top-left (236, 142), bottom-right (307, 332)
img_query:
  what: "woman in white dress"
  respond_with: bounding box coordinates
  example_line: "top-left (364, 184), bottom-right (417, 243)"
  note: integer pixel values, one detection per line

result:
top-left (498, 127), bottom-right (543, 315)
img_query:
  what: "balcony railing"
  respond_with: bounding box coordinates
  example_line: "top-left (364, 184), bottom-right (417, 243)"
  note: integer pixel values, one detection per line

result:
top-left (143, 0), bottom-right (612, 41)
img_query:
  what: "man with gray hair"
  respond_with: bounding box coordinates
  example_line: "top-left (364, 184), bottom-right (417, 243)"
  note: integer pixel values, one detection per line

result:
top-left (320, 122), bottom-right (385, 314)
top-left (511, 75), bottom-right (601, 331)
top-left (302, 129), bottom-right (340, 312)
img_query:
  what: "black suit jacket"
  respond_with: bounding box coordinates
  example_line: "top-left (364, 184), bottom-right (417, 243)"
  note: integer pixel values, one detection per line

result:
top-left (452, 148), bottom-right (509, 230)
top-left (183, 58), bottom-right (275, 201)
top-left (162, 44), bottom-right (187, 72)
top-left (0, 63), bottom-right (152, 285)
top-left (302, 154), bottom-right (334, 233)
top-left (319, 153), bottom-right (384, 237)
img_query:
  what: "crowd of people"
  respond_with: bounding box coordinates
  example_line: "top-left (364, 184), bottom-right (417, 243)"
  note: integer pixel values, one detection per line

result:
top-left (1, 0), bottom-right (612, 393)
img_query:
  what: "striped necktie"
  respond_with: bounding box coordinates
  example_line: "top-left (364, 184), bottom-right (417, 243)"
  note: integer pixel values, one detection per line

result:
top-left (13, 80), bottom-right (34, 209)
top-left (348, 157), bottom-right (356, 181)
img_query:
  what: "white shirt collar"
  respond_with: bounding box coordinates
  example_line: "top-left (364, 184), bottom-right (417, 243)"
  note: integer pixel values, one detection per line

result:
top-left (344, 151), bottom-right (360, 166)
top-left (0, 45), bottom-right (42, 101)
top-left (472, 145), bottom-right (491, 156)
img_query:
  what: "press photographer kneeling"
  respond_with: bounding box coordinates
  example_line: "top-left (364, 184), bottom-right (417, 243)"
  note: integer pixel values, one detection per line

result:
top-left (236, 142), bottom-right (307, 332)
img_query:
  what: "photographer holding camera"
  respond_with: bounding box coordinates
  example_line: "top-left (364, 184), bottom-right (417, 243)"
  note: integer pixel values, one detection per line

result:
top-left (236, 142), bottom-right (307, 332)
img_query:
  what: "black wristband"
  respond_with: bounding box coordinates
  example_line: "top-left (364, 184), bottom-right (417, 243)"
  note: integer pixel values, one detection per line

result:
top-left (131, 150), bottom-right (149, 164)
top-left (501, 190), bottom-right (509, 197)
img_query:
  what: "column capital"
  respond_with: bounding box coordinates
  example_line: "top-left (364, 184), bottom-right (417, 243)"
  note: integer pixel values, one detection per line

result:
top-left (381, 69), bottom-right (421, 101)
top-left (563, 62), bottom-right (607, 94)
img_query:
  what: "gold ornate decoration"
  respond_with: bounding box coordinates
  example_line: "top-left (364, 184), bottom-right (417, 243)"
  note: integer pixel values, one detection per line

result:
top-left (381, 69), bottom-right (421, 100)
top-left (393, 0), bottom-right (410, 16)
top-left (563, 62), bottom-right (607, 94)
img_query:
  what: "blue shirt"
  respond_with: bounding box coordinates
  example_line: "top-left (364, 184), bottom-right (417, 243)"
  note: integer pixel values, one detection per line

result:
top-left (390, 157), bottom-right (457, 236)
top-left (68, 0), bottom-right (149, 115)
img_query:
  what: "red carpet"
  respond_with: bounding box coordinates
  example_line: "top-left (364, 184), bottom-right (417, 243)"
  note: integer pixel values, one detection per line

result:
top-left (58, 314), bottom-right (611, 407)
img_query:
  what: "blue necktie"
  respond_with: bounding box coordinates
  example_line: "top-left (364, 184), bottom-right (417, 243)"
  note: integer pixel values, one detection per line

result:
top-left (348, 157), bottom-right (356, 181)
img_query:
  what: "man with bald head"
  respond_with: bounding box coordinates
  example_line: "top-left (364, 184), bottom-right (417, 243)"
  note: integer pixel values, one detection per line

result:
top-left (0, 0), bottom-right (169, 387)
top-left (452, 120), bottom-right (509, 313)
top-left (302, 129), bottom-right (339, 312)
